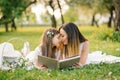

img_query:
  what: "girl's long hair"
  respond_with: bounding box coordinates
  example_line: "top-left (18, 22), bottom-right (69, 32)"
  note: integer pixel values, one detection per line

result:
top-left (40, 28), bottom-right (59, 58)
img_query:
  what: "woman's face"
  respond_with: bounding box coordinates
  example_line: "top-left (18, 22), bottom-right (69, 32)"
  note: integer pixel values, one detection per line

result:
top-left (52, 34), bottom-right (61, 47)
top-left (59, 28), bottom-right (68, 45)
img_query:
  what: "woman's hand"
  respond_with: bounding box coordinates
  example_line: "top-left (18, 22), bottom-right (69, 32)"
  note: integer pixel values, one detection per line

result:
top-left (73, 62), bottom-right (83, 68)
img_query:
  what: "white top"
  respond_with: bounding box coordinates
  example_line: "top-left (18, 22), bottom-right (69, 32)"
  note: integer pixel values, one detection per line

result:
top-left (79, 42), bottom-right (85, 55)
top-left (34, 46), bottom-right (60, 60)
top-left (34, 46), bottom-right (42, 56)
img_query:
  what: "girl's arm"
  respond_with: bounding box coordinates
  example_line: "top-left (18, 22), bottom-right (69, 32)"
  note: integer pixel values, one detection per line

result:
top-left (34, 46), bottom-right (46, 70)
top-left (34, 56), bottom-right (46, 70)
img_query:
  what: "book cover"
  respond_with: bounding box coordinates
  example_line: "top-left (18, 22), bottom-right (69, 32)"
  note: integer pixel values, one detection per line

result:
top-left (38, 55), bottom-right (80, 69)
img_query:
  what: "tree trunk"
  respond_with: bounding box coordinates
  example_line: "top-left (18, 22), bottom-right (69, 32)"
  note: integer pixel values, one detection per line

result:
top-left (51, 15), bottom-right (57, 28)
top-left (57, 0), bottom-right (64, 24)
top-left (114, 0), bottom-right (120, 31)
top-left (11, 18), bottom-right (17, 31)
top-left (108, 6), bottom-right (115, 28)
top-left (91, 15), bottom-right (95, 26)
top-left (5, 23), bottom-right (8, 32)
top-left (49, 0), bottom-right (57, 28)
top-left (1, 15), bottom-right (9, 32)
top-left (91, 14), bottom-right (99, 27)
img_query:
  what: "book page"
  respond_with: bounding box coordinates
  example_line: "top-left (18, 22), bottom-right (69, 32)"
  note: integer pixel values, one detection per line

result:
top-left (59, 56), bottom-right (80, 62)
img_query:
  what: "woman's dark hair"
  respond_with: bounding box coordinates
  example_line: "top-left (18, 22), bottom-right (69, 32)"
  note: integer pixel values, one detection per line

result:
top-left (59, 22), bottom-right (87, 43)
top-left (59, 22), bottom-right (87, 57)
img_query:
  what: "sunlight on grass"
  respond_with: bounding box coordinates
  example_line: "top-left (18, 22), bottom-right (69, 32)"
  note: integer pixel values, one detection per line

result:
top-left (0, 25), bottom-right (120, 55)
top-left (0, 25), bottom-right (120, 80)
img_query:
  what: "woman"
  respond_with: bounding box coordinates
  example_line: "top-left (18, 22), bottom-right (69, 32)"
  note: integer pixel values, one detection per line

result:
top-left (59, 22), bottom-right (89, 66)
top-left (27, 28), bottom-right (62, 70)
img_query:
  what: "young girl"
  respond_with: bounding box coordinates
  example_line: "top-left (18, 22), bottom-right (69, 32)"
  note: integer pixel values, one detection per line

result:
top-left (34, 28), bottom-right (61, 69)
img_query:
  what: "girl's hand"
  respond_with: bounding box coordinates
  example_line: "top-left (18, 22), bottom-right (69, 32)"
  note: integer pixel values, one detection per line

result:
top-left (37, 65), bottom-right (47, 70)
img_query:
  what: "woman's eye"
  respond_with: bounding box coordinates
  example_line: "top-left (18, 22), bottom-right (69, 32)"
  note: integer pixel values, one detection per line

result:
top-left (61, 35), bottom-right (64, 37)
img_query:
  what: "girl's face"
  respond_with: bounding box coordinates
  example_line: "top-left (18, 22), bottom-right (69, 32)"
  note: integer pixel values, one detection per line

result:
top-left (52, 34), bottom-right (61, 47)
top-left (59, 28), bottom-right (68, 45)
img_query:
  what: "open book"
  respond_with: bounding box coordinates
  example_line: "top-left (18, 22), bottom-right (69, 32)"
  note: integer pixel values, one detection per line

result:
top-left (38, 55), bottom-right (80, 69)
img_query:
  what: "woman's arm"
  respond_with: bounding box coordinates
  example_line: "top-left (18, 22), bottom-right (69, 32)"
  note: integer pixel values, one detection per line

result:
top-left (79, 41), bottom-right (89, 66)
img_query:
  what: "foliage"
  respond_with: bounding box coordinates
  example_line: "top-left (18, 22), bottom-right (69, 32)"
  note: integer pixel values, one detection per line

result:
top-left (0, 0), bottom-right (36, 24)
top-left (66, 0), bottom-right (114, 13)
top-left (95, 26), bottom-right (120, 42)
top-left (66, 0), bottom-right (94, 8)
top-left (103, 31), bottom-right (120, 42)
top-left (2, 57), bottom-right (34, 71)
top-left (63, 7), bottom-right (79, 22)
top-left (91, 25), bottom-right (119, 42)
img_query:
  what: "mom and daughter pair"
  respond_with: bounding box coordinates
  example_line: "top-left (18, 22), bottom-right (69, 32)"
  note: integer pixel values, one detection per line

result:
top-left (28, 22), bottom-right (120, 70)
top-left (0, 22), bottom-right (119, 70)
top-left (31, 22), bottom-right (89, 70)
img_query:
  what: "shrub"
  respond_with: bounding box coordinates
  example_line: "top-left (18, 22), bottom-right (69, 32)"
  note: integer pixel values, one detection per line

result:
top-left (103, 31), bottom-right (120, 42)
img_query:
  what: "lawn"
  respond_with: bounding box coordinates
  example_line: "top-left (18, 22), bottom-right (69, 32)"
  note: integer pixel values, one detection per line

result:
top-left (0, 25), bottom-right (120, 80)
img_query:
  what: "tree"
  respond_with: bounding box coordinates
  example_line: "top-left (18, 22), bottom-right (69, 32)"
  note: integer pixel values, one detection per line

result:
top-left (114, 0), bottom-right (120, 31)
top-left (65, 0), bottom-right (100, 26)
top-left (65, 0), bottom-right (116, 28)
top-left (0, 0), bottom-right (37, 32)
top-left (91, 14), bottom-right (99, 27)
top-left (97, 0), bottom-right (115, 28)
top-left (63, 7), bottom-right (79, 23)
top-left (57, 0), bottom-right (64, 24)
top-left (40, 0), bottom-right (65, 28)
top-left (48, 0), bottom-right (57, 28)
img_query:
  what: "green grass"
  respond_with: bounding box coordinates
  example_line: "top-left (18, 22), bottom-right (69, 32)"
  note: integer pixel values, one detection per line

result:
top-left (0, 27), bottom-right (50, 50)
top-left (0, 63), bottom-right (120, 80)
top-left (0, 25), bottom-right (120, 80)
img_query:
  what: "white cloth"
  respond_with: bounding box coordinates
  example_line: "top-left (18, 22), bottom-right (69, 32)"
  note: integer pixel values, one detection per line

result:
top-left (86, 51), bottom-right (120, 64)
top-left (0, 42), bottom-right (21, 57)
top-left (0, 42), bottom-right (22, 69)
top-left (21, 41), bottom-right (30, 57)
top-left (0, 41), bottom-right (120, 70)
top-left (25, 46), bottom-right (42, 63)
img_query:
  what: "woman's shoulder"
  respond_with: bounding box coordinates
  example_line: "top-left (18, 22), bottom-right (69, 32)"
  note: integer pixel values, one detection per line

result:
top-left (84, 41), bottom-right (89, 46)
top-left (80, 41), bottom-right (89, 46)
top-left (80, 41), bottom-right (89, 51)
top-left (82, 41), bottom-right (89, 51)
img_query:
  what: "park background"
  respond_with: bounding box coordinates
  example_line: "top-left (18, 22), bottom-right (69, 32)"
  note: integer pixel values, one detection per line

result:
top-left (0, 0), bottom-right (120, 80)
